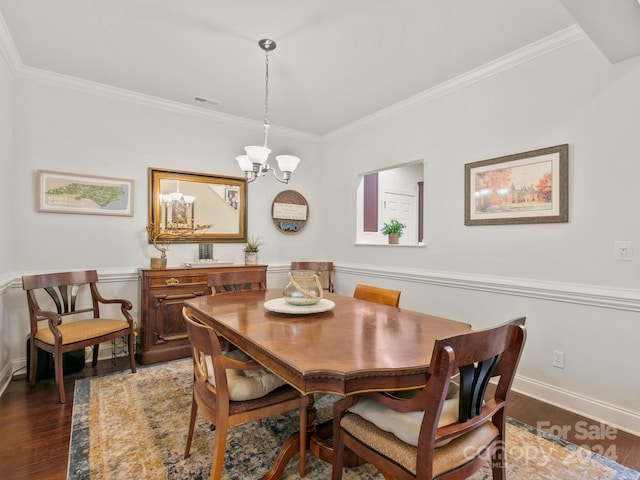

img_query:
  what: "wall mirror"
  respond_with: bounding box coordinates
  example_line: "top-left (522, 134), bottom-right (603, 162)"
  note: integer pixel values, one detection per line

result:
top-left (356, 160), bottom-right (424, 245)
top-left (148, 168), bottom-right (247, 243)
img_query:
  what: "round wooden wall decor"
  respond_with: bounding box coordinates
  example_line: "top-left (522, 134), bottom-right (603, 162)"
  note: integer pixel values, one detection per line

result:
top-left (272, 190), bottom-right (308, 234)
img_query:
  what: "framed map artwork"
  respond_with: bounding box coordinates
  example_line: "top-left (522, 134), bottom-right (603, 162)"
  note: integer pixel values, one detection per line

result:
top-left (37, 170), bottom-right (134, 216)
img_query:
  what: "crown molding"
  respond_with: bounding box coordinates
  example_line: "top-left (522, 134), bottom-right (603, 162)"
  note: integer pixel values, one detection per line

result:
top-left (0, 12), bottom-right (19, 76)
top-left (1, 13), bottom-right (585, 146)
top-left (324, 24), bottom-right (588, 140)
top-left (16, 65), bottom-right (320, 144)
top-left (1, 12), bottom-right (585, 146)
top-left (0, 12), bottom-right (319, 145)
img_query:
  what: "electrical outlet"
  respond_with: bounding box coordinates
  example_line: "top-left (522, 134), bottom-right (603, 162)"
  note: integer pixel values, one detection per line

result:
top-left (552, 350), bottom-right (565, 369)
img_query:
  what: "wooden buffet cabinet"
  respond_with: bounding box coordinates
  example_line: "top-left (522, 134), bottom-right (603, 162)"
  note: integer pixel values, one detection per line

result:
top-left (137, 264), bottom-right (268, 365)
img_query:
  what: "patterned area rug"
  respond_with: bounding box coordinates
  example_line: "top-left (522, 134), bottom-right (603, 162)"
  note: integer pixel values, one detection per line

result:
top-left (68, 359), bottom-right (639, 480)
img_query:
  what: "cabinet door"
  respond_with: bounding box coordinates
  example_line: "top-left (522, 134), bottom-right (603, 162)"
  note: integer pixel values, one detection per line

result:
top-left (151, 288), bottom-right (207, 346)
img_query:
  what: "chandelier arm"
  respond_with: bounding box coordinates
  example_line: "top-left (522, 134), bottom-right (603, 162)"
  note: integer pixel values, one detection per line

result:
top-left (269, 168), bottom-right (289, 184)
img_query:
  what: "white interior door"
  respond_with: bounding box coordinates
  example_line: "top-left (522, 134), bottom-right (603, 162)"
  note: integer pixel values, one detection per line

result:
top-left (382, 190), bottom-right (416, 244)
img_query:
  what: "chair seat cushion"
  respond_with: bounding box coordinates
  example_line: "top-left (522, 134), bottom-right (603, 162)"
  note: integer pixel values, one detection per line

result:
top-left (347, 383), bottom-right (459, 447)
top-left (340, 411), bottom-right (499, 477)
top-left (35, 318), bottom-right (130, 346)
top-left (206, 349), bottom-right (287, 401)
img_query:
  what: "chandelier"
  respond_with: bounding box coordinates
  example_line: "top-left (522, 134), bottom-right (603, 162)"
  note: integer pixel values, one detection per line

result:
top-left (236, 39), bottom-right (300, 184)
top-left (161, 181), bottom-right (196, 230)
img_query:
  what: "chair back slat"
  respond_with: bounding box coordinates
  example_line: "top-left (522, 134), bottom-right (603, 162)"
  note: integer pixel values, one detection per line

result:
top-left (457, 355), bottom-right (499, 422)
top-left (42, 283), bottom-right (84, 314)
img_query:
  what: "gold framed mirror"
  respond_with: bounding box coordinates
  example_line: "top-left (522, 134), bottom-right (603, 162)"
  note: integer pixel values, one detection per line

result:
top-left (148, 168), bottom-right (247, 243)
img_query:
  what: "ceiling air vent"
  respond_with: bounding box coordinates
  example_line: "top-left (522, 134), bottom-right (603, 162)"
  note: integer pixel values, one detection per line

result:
top-left (193, 96), bottom-right (221, 106)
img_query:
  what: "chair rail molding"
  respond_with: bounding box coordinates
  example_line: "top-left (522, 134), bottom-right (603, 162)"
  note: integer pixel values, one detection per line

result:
top-left (335, 263), bottom-right (640, 313)
top-left (7, 267), bottom-right (140, 290)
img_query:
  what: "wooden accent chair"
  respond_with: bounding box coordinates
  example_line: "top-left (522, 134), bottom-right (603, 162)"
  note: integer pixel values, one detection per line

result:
top-left (182, 308), bottom-right (311, 480)
top-left (22, 270), bottom-right (137, 403)
top-left (291, 261), bottom-right (334, 293)
top-left (353, 284), bottom-right (401, 307)
top-left (332, 317), bottom-right (526, 480)
top-left (207, 269), bottom-right (266, 294)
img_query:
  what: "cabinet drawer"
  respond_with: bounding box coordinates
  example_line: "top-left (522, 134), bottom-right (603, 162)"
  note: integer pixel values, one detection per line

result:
top-left (148, 275), bottom-right (207, 288)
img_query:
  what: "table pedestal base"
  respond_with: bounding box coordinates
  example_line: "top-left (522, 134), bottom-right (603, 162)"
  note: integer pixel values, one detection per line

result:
top-left (260, 406), bottom-right (364, 479)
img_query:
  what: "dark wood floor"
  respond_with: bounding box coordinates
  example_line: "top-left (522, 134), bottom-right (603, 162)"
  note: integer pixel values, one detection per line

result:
top-left (1, 358), bottom-right (639, 479)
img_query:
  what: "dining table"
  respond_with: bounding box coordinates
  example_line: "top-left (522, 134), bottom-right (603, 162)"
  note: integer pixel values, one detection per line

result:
top-left (184, 289), bottom-right (472, 479)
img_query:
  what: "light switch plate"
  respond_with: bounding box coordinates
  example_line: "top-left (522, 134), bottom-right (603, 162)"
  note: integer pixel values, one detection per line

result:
top-left (614, 241), bottom-right (633, 261)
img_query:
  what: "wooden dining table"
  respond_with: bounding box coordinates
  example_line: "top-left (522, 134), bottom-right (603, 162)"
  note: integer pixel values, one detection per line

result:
top-left (184, 289), bottom-right (472, 479)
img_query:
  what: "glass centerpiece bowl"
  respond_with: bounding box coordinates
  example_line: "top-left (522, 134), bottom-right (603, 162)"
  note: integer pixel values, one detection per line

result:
top-left (283, 270), bottom-right (323, 306)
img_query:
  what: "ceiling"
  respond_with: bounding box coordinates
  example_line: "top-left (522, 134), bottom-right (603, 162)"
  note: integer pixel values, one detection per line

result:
top-left (1, 0), bottom-right (639, 136)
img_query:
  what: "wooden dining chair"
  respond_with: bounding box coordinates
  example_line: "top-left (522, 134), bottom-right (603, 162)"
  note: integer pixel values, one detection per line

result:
top-left (207, 269), bottom-right (266, 294)
top-left (291, 261), bottom-right (334, 292)
top-left (353, 284), bottom-right (401, 307)
top-left (22, 270), bottom-right (137, 403)
top-left (332, 317), bottom-right (526, 480)
top-left (182, 307), bottom-right (310, 480)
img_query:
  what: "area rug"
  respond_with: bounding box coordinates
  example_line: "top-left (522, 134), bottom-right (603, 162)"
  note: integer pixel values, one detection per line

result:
top-left (68, 359), bottom-right (639, 480)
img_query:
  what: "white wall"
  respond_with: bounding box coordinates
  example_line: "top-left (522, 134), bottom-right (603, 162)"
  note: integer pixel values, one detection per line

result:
top-left (2, 75), bottom-right (324, 380)
top-left (0, 34), bottom-right (12, 272)
top-left (0, 38), bottom-right (15, 391)
top-left (0, 46), bottom-right (11, 274)
top-left (1, 28), bottom-right (639, 436)
top-left (320, 38), bottom-right (640, 433)
top-left (10, 79), bottom-right (323, 272)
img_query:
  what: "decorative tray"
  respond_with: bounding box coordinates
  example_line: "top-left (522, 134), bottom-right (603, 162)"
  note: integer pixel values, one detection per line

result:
top-left (263, 298), bottom-right (335, 315)
top-left (183, 261), bottom-right (235, 267)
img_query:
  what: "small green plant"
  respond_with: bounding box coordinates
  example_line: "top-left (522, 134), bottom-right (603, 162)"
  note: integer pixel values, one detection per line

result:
top-left (243, 235), bottom-right (263, 253)
top-left (381, 219), bottom-right (406, 236)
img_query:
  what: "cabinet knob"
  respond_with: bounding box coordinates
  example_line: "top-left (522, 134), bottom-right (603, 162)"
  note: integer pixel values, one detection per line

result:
top-left (165, 277), bottom-right (180, 286)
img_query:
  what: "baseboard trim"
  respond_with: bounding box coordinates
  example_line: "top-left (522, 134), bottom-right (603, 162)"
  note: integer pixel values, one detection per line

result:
top-left (513, 374), bottom-right (640, 438)
top-left (0, 361), bottom-right (12, 398)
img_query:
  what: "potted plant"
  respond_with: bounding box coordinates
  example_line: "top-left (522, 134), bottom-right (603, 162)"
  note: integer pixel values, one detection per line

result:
top-left (243, 236), bottom-right (263, 264)
top-left (381, 219), bottom-right (406, 245)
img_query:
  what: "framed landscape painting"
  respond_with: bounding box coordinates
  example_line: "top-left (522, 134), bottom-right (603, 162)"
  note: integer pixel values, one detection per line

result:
top-left (38, 170), bottom-right (134, 216)
top-left (464, 144), bottom-right (568, 226)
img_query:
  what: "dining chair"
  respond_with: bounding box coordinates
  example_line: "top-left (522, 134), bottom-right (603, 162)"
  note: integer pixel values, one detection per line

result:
top-left (291, 261), bottom-right (334, 292)
top-left (182, 307), bottom-right (310, 480)
top-left (332, 317), bottom-right (526, 480)
top-left (21, 270), bottom-right (137, 403)
top-left (353, 284), bottom-right (401, 307)
top-left (207, 269), bottom-right (266, 294)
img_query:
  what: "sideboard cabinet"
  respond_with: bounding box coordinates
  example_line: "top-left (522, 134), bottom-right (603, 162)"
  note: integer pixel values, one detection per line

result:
top-left (138, 264), bottom-right (268, 365)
